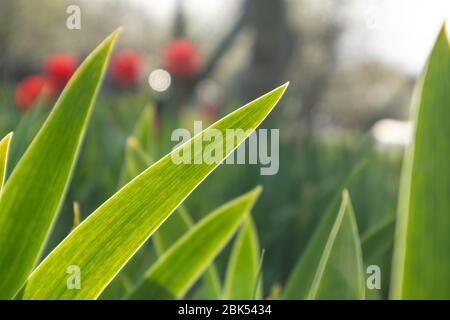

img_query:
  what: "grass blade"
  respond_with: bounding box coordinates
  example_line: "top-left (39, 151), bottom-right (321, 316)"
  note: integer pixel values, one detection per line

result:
top-left (152, 205), bottom-right (222, 300)
top-left (20, 83), bottom-right (288, 299)
top-left (5, 102), bottom-right (46, 178)
top-left (361, 218), bottom-right (395, 300)
top-left (284, 191), bottom-right (365, 300)
top-left (119, 110), bottom-right (222, 299)
top-left (0, 132), bottom-right (13, 189)
top-left (128, 187), bottom-right (262, 299)
top-left (391, 26), bottom-right (450, 299)
top-left (0, 30), bottom-right (120, 299)
top-left (307, 191), bottom-right (364, 299)
top-left (223, 217), bottom-right (262, 299)
top-left (283, 162), bottom-right (366, 299)
top-left (133, 104), bottom-right (155, 155)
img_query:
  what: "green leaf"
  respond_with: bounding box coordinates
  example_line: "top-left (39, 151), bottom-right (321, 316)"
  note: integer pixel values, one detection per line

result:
top-left (0, 29), bottom-right (121, 299)
top-left (361, 218), bottom-right (395, 300)
top-left (6, 102), bottom-right (46, 178)
top-left (362, 218), bottom-right (395, 266)
top-left (152, 205), bottom-right (193, 255)
top-left (20, 83), bottom-right (288, 299)
top-left (223, 217), bottom-right (262, 299)
top-left (0, 132), bottom-right (13, 189)
top-left (284, 191), bottom-right (365, 300)
top-left (152, 205), bottom-right (222, 299)
top-left (133, 104), bottom-right (155, 155)
top-left (283, 162), bottom-right (366, 299)
top-left (391, 26), bottom-right (450, 299)
top-left (117, 136), bottom-right (152, 189)
top-left (128, 187), bottom-right (262, 299)
top-left (118, 111), bottom-right (221, 299)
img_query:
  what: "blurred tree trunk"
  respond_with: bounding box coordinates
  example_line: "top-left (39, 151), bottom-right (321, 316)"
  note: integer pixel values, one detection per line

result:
top-left (237, 0), bottom-right (295, 102)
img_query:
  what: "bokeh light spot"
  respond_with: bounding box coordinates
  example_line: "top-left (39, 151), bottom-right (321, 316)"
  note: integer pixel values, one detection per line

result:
top-left (148, 68), bottom-right (171, 92)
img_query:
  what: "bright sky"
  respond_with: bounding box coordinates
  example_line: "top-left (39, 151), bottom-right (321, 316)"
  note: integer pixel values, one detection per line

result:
top-left (346, 0), bottom-right (450, 74)
top-left (130, 0), bottom-right (450, 75)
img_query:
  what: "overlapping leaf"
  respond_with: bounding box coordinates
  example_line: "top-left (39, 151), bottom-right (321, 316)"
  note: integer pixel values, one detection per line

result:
top-left (283, 163), bottom-right (366, 299)
top-left (20, 83), bottom-right (288, 299)
top-left (129, 187), bottom-right (261, 299)
top-left (223, 217), bottom-right (262, 299)
top-left (0, 132), bottom-right (13, 189)
top-left (284, 191), bottom-right (365, 300)
top-left (391, 26), bottom-right (450, 299)
top-left (0, 29), bottom-right (121, 299)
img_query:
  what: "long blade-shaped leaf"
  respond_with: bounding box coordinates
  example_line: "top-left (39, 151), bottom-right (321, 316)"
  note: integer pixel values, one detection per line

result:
top-left (284, 191), bottom-right (365, 300)
top-left (0, 30), bottom-right (120, 299)
top-left (0, 132), bottom-right (13, 189)
top-left (128, 187), bottom-right (262, 299)
top-left (283, 163), bottom-right (366, 299)
top-left (6, 102), bottom-right (46, 178)
top-left (133, 104), bottom-right (155, 155)
top-left (223, 217), bottom-right (261, 299)
top-left (361, 218), bottom-right (395, 300)
top-left (21, 83), bottom-right (288, 299)
top-left (391, 26), bottom-right (450, 299)
top-left (118, 110), bottom-right (221, 299)
top-left (308, 191), bottom-right (364, 299)
top-left (152, 205), bottom-right (222, 300)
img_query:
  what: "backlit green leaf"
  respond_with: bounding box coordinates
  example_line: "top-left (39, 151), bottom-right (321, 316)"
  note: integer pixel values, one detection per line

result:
top-left (152, 205), bottom-right (222, 300)
top-left (5, 102), bottom-right (46, 178)
top-left (223, 217), bottom-right (262, 299)
top-left (0, 132), bottom-right (13, 190)
top-left (391, 25), bottom-right (450, 299)
top-left (284, 191), bottom-right (365, 300)
top-left (283, 162), bottom-right (367, 299)
top-left (0, 29), bottom-right (121, 299)
top-left (128, 187), bottom-right (262, 299)
top-left (20, 83), bottom-right (288, 299)
top-left (133, 104), bottom-right (155, 155)
top-left (119, 111), bottom-right (221, 299)
top-left (361, 218), bottom-right (395, 300)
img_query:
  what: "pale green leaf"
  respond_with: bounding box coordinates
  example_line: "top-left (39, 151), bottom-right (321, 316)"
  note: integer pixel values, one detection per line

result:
top-left (117, 136), bottom-right (152, 189)
top-left (223, 217), bottom-right (262, 299)
top-left (128, 187), bottom-right (262, 299)
top-left (361, 217), bottom-right (395, 300)
top-left (361, 218), bottom-right (395, 266)
top-left (6, 102), bottom-right (46, 178)
top-left (391, 25), bottom-right (450, 299)
top-left (0, 132), bottom-right (13, 190)
top-left (133, 104), bottom-right (155, 155)
top-left (0, 29), bottom-right (121, 299)
top-left (308, 191), bottom-right (364, 300)
top-left (284, 191), bottom-right (365, 300)
top-left (20, 83), bottom-right (288, 299)
top-left (283, 163), bottom-right (366, 299)
top-left (152, 205), bottom-right (222, 300)
top-left (119, 111), bottom-right (221, 299)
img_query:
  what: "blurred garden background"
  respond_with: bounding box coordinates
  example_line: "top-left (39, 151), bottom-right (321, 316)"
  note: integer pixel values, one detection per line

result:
top-left (0, 0), bottom-right (448, 298)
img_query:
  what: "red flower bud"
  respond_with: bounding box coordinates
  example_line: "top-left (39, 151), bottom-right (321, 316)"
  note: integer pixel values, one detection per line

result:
top-left (14, 75), bottom-right (49, 112)
top-left (163, 39), bottom-right (201, 80)
top-left (110, 49), bottom-right (143, 88)
top-left (43, 54), bottom-right (78, 89)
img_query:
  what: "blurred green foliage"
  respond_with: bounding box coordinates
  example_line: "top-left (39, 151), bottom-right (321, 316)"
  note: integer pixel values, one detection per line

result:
top-left (0, 82), bottom-right (402, 297)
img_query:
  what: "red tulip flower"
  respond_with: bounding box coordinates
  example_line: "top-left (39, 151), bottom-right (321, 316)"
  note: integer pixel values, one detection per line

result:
top-left (163, 39), bottom-right (201, 80)
top-left (43, 54), bottom-right (78, 90)
top-left (110, 49), bottom-right (143, 88)
top-left (15, 75), bottom-right (49, 112)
